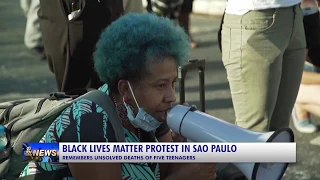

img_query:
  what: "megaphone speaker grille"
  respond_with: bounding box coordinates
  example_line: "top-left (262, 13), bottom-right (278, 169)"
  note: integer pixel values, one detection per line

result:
top-left (252, 127), bottom-right (294, 180)
top-left (253, 163), bottom-right (287, 180)
top-left (266, 127), bottom-right (294, 143)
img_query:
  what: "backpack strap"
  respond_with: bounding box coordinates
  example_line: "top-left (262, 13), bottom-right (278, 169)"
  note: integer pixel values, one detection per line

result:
top-left (76, 90), bottom-right (126, 142)
top-left (16, 90), bottom-right (126, 180)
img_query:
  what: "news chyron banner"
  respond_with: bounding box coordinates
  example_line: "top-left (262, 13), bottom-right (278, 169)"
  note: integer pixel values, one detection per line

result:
top-left (22, 142), bottom-right (296, 163)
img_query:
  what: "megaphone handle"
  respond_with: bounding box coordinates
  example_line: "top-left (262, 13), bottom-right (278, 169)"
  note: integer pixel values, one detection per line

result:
top-left (179, 74), bottom-right (186, 105)
top-left (178, 59), bottom-right (206, 112)
top-left (199, 67), bottom-right (205, 112)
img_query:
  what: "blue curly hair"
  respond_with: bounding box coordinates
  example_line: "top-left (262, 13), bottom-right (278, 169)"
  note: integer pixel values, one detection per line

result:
top-left (93, 13), bottom-right (191, 93)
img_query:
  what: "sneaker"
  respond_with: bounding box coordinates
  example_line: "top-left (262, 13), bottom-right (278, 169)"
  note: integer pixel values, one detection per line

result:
top-left (291, 108), bottom-right (317, 133)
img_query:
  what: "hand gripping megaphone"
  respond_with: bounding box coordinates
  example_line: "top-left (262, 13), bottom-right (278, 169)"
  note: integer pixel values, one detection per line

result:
top-left (167, 105), bottom-right (294, 180)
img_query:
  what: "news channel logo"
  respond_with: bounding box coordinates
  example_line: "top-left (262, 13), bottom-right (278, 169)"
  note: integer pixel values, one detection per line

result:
top-left (22, 143), bottom-right (59, 163)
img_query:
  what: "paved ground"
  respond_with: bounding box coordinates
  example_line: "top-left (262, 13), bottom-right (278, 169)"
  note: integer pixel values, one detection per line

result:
top-left (0, 0), bottom-right (319, 179)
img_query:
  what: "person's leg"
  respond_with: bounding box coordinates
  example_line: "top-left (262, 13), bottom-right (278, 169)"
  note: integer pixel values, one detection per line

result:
top-left (178, 0), bottom-right (197, 48)
top-left (21, 0), bottom-right (46, 60)
top-left (301, 103), bottom-right (320, 117)
top-left (145, 0), bottom-right (152, 13)
top-left (123, 0), bottom-right (144, 14)
top-left (177, 12), bottom-right (189, 34)
top-left (292, 103), bottom-right (317, 133)
top-left (293, 84), bottom-right (320, 133)
top-left (24, 0), bottom-right (43, 52)
top-left (270, 5), bottom-right (306, 131)
top-left (218, 12), bottom-right (225, 52)
top-left (38, 0), bottom-right (69, 91)
top-left (294, 103), bottom-right (309, 120)
top-left (222, 7), bottom-right (297, 132)
top-left (296, 84), bottom-right (320, 105)
top-left (20, 0), bottom-right (31, 16)
top-left (296, 84), bottom-right (320, 117)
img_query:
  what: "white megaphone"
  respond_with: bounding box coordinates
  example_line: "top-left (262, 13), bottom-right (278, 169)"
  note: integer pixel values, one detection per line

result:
top-left (167, 105), bottom-right (294, 180)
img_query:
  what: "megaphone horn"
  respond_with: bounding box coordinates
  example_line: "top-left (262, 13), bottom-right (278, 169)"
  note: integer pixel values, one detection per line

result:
top-left (167, 105), bottom-right (294, 180)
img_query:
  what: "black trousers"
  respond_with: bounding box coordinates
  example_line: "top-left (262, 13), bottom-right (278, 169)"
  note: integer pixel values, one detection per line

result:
top-left (181, 0), bottom-right (194, 13)
top-left (38, 0), bottom-right (111, 92)
top-left (218, 12), bottom-right (224, 53)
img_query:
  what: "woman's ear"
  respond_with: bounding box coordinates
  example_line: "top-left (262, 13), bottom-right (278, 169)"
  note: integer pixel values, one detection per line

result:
top-left (117, 80), bottom-right (131, 101)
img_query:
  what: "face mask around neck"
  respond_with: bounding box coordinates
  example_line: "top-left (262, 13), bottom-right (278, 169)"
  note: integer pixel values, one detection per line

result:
top-left (123, 81), bottom-right (162, 132)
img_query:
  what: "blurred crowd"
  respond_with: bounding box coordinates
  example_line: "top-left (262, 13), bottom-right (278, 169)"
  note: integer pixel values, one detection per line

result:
top-left (20, 0), bottom-right (197, 91)
top-left (5, 0), bottom-right (320, 179)
top-left (19, 0), bottom-right (320, 134)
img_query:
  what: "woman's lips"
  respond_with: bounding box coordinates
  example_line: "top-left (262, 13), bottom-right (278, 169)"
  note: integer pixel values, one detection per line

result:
top-left (155, 108), bottom-right (171, 120)
top-left (156, 110), bottom-right (168, 120)
top-left (161, 111), bottom-right (168, 119)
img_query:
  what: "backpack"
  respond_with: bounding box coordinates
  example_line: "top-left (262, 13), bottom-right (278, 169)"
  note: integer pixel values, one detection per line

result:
top-left (0, 89), bottom-right (125, 180)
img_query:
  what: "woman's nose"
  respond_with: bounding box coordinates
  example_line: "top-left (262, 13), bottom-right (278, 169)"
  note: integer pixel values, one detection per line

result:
top-left (165, 86), bottom-right (176, 103)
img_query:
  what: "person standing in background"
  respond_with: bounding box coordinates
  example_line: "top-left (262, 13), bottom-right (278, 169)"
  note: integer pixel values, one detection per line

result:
top-left (221, 0), bottom-right (306, 132)
top-left (38, 0), bottom-right (124, 92)
top-left (20, 0), bottom-right (45, 60)
top-left (144, 0), bottom-right (197, 48)
top-left (142, 0), bottom-right (152, 12)
top-left (178, 0), bottom-right (198, 48)
top-left (144, 0), bottom-right (184, 24)
top-left (292, 0), bottom-right (320, 133)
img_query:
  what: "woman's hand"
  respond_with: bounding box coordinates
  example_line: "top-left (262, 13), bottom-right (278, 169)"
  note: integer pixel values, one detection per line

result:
top-left (171, 130), bottom-right (186, 142)
top-left (167, 103), bottom-right (216, 180)
top-left (170, 102), bottom-right (196, 142)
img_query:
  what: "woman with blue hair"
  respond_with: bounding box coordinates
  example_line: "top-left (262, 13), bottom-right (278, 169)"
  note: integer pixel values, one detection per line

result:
top-left (19, 13), bottom-right (216, 179)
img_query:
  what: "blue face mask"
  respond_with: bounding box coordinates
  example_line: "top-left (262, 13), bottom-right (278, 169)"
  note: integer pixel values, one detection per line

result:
top-left (124, 81), bottom-right (162, 132)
